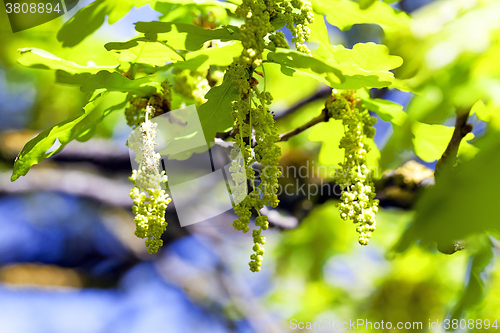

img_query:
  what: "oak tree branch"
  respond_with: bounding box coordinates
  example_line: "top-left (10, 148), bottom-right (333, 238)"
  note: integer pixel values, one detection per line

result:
top-left (435, 110), bottom-right (473, 175)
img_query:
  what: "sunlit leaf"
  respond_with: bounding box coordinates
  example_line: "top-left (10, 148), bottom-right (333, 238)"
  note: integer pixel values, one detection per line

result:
top-left (135, 21), bottom-right (241, 51)
top-left (266, 49), bottom-right (344, 87)
top-left (174, 42), bottom-right (242, 71)
top-left (395, 131), bottom-right (500, 250)
top-left (331, 42), bottom-right (403, 88)
top-left (308, 120), bottom-right (344, 166)
top-left (411, 122), bottom-right (474, 163)
top-left (313, 0), bottom-right (411, 37)
top-left (57, 0), bottom-right (150, 47)
top-left (198, 75), bottom-right (240, 141)
top-left (359, 91), bottom-right (407, 126)
top-left (11, 91), bottom-right (127, 181)
top-left (80, 71), bottom-right (160, 96)
top-left (160, 74), bottom-right (239, 159)
top-left (308, 13), bottom-right (340, 59)
top-left (17, 48), bottom-right (117, 84)
top-left (105, 38), bottom-right (184, 66)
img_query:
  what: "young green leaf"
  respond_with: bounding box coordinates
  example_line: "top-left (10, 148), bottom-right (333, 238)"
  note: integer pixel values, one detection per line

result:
top-left (198, 75), bottom-right (240, 142)
top-left (411, 122), bottom-right (474, 163)
top-left (160, 75), bottom-right (239, 159)
top-left (307, 13), bottom-right (340, 59)
top-left (135, 22), bottom-right (241, 51)
top-left (174, 42), bottom-right (242, 71)
top-left (11, 91), bottom-right (127, 181)
top-left (359, 90), bottom-right (407, 126)
top-left (469, 99), bottom-right (500, 124)
top-left (57, 0), bottom-right (150, 47)
top-left (80, 71), bottom-right (160, 96)
top-left (18, 48), bottom-right (117, 74)
top-left (266, 49), bottom-right (344, 87)
top-left (17, 48), bottom-right (117, 84)
top-left (313, 0), bottom-right (411, 37)
top-left (331, 42), bottom-right (403, 88)
top-left (105, 38), bottom-right (184, 66)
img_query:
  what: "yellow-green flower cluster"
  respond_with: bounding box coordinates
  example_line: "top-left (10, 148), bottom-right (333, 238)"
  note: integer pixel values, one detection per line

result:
top-left (125, 80), bottom-right (172, 129)
top-left (328, 91), bottom-right (379, 245)
top-left (128, 106), bottom-right (171, 254)
top-left (226, 61), bottom-right (282, 272)
top-left (279, 0), bottom-right (315, 54)
top-left (173, 69), bottom-right (211, 105)
top-left (129, 169), bottom-right (170, 254)
top-left (236, 0), bottom-right (314, 64)
top-left (228, 0), bottom-right (319, 272)
top-left (236, 0), bottom-right (274, 67)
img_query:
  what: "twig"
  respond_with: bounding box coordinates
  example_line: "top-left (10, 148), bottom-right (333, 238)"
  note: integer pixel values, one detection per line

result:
top-left (278, 106), bottom-right (331, 142)
top-left (274, 86), bottom-right (332, 120)
top-left (435, 110), bottom-right (473, 175)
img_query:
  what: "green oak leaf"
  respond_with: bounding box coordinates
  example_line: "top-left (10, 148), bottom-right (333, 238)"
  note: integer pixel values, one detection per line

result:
top-left (11, 91), bottom-right (127, 181)
top-left (313, 0), bottom-right (411, 37)
top-left (57, 0), bottom-right (150, 47)
top-left (154, 0), bottom-right (236, 11)
top-left (174, 42), bottom-right (242, 71)
top-left (331, 42), bottom-right (403, 88)
top-left (266, 49), bottom-right (344, 87)
top-left (393, 132), bottom-right (500, 252)
top-left (17, 48), bottom-right (117, 84)
top-left (308, 13), bottom-right (340, 59)
top-left (309, 17), bottom-right (403, 88)
top-left (308, 120), bottom-right (344, 166)
top-left (18, 48), bottom-right (117, 74)
top-left (198, 75), bottom-right (240, 141)
top-left (308, 119), bottom-right (380, 169)
top-left (334, 43), bottom-right (403, 72)
top-left (411, 122), bottom-right (474, 162)
top-left (470, 99), bottom-right (500, 124)
top-left (105, 38), bottom-right (184, 66)
top-left (135, 22), bottom-right (241, 51)
top-left (153, 0), bottom-right (236, 24)
top-left (359, 90), bottom-right (407, 126)
top-left (267, 43), bottom-right (402, 89)
top-left (80, 71), bottom-right (160, 96)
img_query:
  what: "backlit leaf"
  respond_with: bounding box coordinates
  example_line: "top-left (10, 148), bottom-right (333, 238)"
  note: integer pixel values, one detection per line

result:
top-left (11, 91), bottom-right (127, 181)
top-left (135, 22), bottom-right (241, 51)
top-left (105, 38), bottom-right (184, 66)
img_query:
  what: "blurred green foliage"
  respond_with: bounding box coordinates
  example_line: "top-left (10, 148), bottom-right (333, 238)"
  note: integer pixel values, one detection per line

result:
top-left (2, 0), bottom-right (500, 331)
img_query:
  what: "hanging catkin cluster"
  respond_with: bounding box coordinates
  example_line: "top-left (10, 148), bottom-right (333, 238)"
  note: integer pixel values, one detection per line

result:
top-left (227, 62), bottom-right (280, 272)
top-left (272, 0), bottom-right (315, 54)
top-left (328, 90), bottom-right (379, 245)
top-left (237, 0), bottom-right (314, 62)
top-left (228, 0), bottom-right (313, 272)
top-left (128, 105), bottom-right (171, 254)
top-left (125, 80), bottom-right (172, 254)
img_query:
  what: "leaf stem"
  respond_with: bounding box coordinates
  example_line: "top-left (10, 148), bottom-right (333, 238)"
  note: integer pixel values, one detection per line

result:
top-left (435, 109), bottom-right (473, 176)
